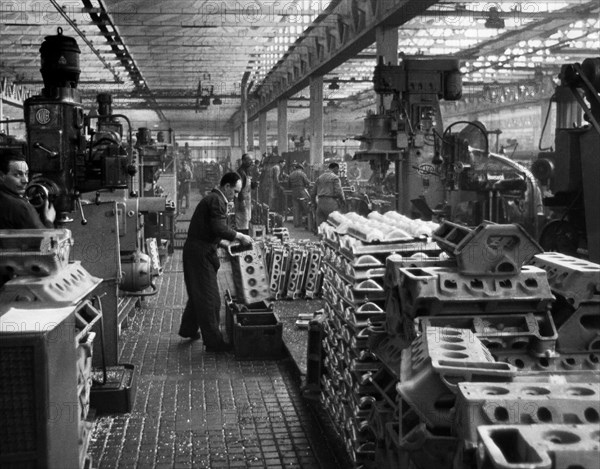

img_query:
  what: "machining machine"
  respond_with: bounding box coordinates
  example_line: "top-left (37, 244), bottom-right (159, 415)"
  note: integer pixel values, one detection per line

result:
top-left (354, 57), bottom-right (545, 239)
top-left (19, 28), bottom-right (174, 364)
top-left (354, 57), bottom-right (462, 214)
top-left (532, 57), bottom-right (600, 262)
top-left (135, 126), bottom-right (178, 254)
top-left (435, 120), bottom-right (545, 239)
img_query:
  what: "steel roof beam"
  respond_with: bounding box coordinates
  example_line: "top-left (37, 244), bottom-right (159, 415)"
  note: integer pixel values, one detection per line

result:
top-left (457, 0), bottom-right (600, 59)
top-left (82, 0), bottom-right (169, 122)
top-left (242, 0), bottom-right (439, 123)
top-left (4, 6), bottom-right (321, 17)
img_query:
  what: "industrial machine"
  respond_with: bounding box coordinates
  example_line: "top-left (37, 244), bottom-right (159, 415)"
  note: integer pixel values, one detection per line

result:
top-left (354, 56), bottom-right (546, 240)
top-left (354, 57), bottom-right (463, 214)
top-left (135, 126), bottom-right (178, 254)
top-left (17, 28), bottom-right (175, 364)
top-left (435, 120), bottom-right (545, 238)
top-left (532, 57), bottom-right (600, 262)
top-left (0, 229), bottom-right (102, 468)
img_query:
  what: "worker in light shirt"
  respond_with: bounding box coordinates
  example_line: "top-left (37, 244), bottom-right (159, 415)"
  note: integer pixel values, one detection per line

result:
top-left (311, 162), bottom-right (345, 226)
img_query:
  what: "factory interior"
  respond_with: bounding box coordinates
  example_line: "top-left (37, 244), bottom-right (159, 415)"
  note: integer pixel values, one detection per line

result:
top-left (1, 1), bottom-right (599, 468)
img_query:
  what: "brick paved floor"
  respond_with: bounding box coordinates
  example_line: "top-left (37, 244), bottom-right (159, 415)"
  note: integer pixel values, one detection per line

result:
top-left (89, 192), bottom-right (347, 469)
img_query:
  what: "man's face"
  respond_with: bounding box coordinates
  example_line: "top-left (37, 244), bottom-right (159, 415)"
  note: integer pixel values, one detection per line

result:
top-left (241, 156), bottom-right (252, 169)
top-left (0, 160), bottom-right (29, 196)
top-left (222, 179), bottom-right (242, 201)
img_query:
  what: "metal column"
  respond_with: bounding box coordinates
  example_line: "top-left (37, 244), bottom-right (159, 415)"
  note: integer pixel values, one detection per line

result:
top-left (259, 112), bottom-right (268, 155)
top-left (247, 119), bottom-right (254, 152)
top-left (310, 75), bottom-right (324, 165)
top-left (277, 99), bottom-right (288, 154)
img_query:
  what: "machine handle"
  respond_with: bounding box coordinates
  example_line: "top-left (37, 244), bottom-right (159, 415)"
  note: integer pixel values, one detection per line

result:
top-left (76, 197), bottom-right (88, 225)
top-left (33, 142), bottom-right (59, 158)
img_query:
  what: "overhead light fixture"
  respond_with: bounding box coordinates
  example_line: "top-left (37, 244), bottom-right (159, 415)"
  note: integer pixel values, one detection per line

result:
top-left (200, 96), bottom-right (211, 106)
top-left (485, 7), bottom-right (505, 29)
top-left (328, 78), bottom-right (340, 90)
top-left (213, 97), bottom-right (222, 105)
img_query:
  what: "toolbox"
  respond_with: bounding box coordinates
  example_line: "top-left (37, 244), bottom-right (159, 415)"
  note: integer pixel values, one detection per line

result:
top-left (233, 311), bottom-right (283, 360)
top-left (90, 364), bottom-right (136, 414)
top-left (225, 289), bottom-right (272, 341)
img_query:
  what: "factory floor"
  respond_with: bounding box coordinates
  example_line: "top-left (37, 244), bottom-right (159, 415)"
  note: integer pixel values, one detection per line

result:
top-left (88, 191), bottom-right (349, 469)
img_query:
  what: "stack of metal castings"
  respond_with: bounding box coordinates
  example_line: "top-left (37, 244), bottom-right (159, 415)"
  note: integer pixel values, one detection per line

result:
top-left (250, 201), bottom-right (268, 229)
top-left (250, 201), bottom-right (284, 235)
top-left (316, 218), bottom-right (600, 469)
top-left (0, 229), bottom-right (102, 469)
top-left (324, 210), bottom-right (439, 244)
top-left (385, 221), bottom-right (599, 468)
top-left (316, 211), bottom-right (442, 467)
top-left (272, 226), bottom-right (290, 242)
top-left (530, 252), bottom-right (600, 354)
top-left (264, 238), bottom-right (323, 300)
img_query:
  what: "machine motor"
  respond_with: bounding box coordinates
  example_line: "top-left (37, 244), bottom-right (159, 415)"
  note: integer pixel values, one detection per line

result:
top-left (120, 250), bottom-right (155, 293)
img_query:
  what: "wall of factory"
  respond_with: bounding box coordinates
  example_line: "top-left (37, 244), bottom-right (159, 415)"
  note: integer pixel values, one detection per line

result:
top-left (183, 145), bottom-right (233, 165)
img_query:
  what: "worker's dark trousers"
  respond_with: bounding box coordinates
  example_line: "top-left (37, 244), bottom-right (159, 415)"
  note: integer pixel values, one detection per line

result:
top-left (316, 197), bottom-right (339, 227)
top-left (292, 198), bottom-right (305, 227)
top-left (179, 240), bottom-right (224, 347)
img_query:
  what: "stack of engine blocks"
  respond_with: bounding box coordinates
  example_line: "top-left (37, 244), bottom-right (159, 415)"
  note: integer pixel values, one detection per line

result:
top-left (263, 236), bottom-right (323, 300)
top-left (226, 235), bottom-right (324, 360)
top-left (312, 214), bottom-right (600, 469)
top-left (250, 202), bottom-right (284, 237)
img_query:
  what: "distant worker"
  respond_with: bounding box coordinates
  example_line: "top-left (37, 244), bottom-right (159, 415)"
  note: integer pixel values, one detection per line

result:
top-left (288, 163), bottom-right (311, 227)
top-left (383, 170), bottom-right (397, 194)
top-left (311, 162), bottom-right (345, 227)
top-left (269, 159), bottom-right (285, 213)
top-left (0, 149), bottom-right (56, 229)
top-left (178, 172), bottom-right (253, 352)
top-left (178, 161), bottom-right (194, 211)
top-left (234, 154), bottom-right (257, 234)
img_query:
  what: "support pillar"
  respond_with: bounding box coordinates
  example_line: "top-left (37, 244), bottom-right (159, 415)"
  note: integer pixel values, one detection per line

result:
top-left (240, 87), bottom-right (248, 153)
top-left (376, 26), bottom-right (399, 110)
top-left (309, 75), bottom-right (324, 165)
top-left (377, 26), bottom-right (408, 213)
top-left (277, 99), bottom-right (288, 154)
top-left (259, 112), bottom-right (267, 156)
top-left (247, 119), bottom-right (254, 153)
top-left (376, 27), bottom-right (399, 66)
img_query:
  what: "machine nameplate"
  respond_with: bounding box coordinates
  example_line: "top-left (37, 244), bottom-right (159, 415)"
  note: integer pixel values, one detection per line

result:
top-left (35, 107), bottom-right (51, 125)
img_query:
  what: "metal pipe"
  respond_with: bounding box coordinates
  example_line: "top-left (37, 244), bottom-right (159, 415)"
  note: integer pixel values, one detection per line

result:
top-left (490, 152), bottom-right (545, 238)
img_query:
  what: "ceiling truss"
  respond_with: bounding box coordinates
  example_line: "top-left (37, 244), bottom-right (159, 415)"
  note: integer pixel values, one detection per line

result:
top-left (0, 0), bottom-right (598, 137)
